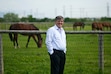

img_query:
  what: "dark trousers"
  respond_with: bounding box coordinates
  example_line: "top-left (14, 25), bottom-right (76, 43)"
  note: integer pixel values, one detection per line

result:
top-left (49, 49), bottom-right (66, 74)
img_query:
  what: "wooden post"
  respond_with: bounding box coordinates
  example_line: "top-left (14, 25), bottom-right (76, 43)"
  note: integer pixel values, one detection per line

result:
top-left (0, 34), bottom-right (4, 74)
top-left (98, 34), bottom-right (104, 74)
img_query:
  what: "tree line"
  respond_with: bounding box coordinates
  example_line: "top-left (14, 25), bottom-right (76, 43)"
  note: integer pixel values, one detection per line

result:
top-left (0, 12), bottom-right (111, 22)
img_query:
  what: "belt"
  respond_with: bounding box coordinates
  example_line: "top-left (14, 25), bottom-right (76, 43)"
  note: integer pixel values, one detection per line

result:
top-left (53, 49), bottom-right (64, 52)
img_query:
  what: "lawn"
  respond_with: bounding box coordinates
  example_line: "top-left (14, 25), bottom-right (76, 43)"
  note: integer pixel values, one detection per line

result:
top-left (2, 34), bottom-right (111, 74)
top-left (1, 22), bottom-right (111, 74)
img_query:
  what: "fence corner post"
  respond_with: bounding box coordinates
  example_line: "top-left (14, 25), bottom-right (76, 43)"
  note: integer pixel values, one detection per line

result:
top-left (98, 34), bottom-right (104, 74)
top-left (0, 34), bottom-right (4, 74)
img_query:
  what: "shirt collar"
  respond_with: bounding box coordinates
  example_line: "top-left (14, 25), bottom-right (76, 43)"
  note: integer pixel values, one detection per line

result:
top-left (54, 25), bottom-right (63, 30)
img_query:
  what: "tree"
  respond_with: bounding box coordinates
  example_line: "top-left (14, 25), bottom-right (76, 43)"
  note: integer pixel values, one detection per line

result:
top-left (20, 17), bottom-right (28, 22)
top-left (3, 13), bottom-right (20, 22)
top-left (27, 15), bottom-right (36, 22)
top-left (100, 17), bottom-right (111, 21)
top-left (0, 18), bottom-right (4, 22)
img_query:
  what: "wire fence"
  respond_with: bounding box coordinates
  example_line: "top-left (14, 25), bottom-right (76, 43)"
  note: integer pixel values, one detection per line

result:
top-left (0, 30), bottom-right (111, 74)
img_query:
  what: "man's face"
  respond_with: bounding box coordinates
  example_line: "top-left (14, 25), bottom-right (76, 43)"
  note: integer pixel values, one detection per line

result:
top-left (55, 19), bottom-right (64, 28)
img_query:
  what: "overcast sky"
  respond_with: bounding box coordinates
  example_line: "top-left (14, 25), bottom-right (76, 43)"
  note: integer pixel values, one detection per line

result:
top-left (0, 0), bottom-right (111, 18)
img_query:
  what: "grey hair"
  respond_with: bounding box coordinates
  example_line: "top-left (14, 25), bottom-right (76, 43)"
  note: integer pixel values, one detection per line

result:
top-left (55, 16), bottom-right (64, 21)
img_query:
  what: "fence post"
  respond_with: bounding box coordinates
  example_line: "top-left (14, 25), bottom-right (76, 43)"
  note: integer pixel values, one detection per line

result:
top-left (0, 34), bottom-right (4, 74)
top-left (98, 34), bottom-right (104, 74)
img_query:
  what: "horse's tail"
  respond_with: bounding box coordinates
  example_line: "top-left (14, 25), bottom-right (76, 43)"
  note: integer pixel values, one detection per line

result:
top-left (9, 25), bottom-right (13, 41)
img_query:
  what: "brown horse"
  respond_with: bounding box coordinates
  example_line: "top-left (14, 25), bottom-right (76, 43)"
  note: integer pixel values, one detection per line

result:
top-left (9, 23), bottom-right (43, 48)
top-left (92, 22), bottom-right (103, 31)
top-left (102, 22), bottom-right (111, 30)
top-left (73, 22), bottom-right (85, 30)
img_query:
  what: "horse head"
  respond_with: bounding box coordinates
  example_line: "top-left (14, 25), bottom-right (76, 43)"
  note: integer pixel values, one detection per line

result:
top-left (36, 33), bottom-right (43, 48)
top-left (37, 38), bottom-right (43, 48)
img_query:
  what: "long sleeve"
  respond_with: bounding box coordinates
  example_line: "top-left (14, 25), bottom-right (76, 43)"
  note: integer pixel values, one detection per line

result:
top-left (45, 28), bottom-right (54, 54)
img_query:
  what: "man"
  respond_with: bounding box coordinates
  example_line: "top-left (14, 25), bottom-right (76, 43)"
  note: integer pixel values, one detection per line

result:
top-left (45, 16), bottom-right (67, 74)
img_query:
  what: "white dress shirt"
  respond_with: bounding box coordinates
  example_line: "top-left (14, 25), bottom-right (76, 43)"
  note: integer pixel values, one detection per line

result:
top-left (45, 25), bottom-right (66, 55)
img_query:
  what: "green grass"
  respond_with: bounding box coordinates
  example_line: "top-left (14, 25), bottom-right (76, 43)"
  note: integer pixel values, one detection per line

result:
top-left (2, 33), bottom-right (111, 74)
top-left (3, 34), bottom-right (50, 74)
top-left (1, 22), bottom-right (111, 74)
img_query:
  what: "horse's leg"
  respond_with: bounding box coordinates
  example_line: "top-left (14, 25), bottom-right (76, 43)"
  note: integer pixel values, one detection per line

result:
top-left (73, 26), bottom-right (74, 30)
top-left (14, 34), bottom-right (19, 48)
top-left (13, 38), bottom-right (16, 49)
top-left (73, 27), bottom-right (75, 30)
top-left (76, 26), bottom-right (78, 30)
top-left (16, 34), bottom-right (20, 48)
top-left (82, 25), bottom-right (84, 30)
top-left (26, 36), bottom-right (31, 48)
top-left (13, 34), bottom-right (17, 49)
top-left (73, 26), bottom-right (75, 30)
top-left (74, 26), bottom-right (76, 30)
top-left (109, 24), bottom-right (111, 30)
top-left (74, 27), bottom-right (76, 30)
top-left (107, 26), bottom-right (109, 30)
top-left (80, 26), bottom-right (81, 30)
top-left (32, 35), bottom-right (38, 47)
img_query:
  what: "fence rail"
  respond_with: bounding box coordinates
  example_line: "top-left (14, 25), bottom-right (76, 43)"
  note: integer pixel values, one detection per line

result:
top-left (0, 30), bottom-right (111, 74)
top-left (0, 30), bottom-right (111, 34)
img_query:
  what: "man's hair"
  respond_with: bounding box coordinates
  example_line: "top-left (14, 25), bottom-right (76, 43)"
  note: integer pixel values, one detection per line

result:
top-left (55, 16), bottom-right (64, 21)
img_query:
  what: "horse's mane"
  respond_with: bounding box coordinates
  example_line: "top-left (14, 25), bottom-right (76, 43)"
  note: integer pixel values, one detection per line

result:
top-left (30, 24), bottom-right (39, 30)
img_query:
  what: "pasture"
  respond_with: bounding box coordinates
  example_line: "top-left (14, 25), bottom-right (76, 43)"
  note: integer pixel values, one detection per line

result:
top-left (1, 22), bottom-right (111, 74)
